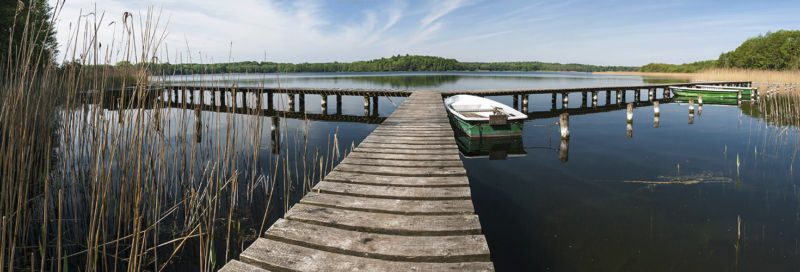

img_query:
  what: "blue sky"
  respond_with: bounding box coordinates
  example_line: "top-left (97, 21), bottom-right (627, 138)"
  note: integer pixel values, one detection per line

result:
top-left (51, 0), bottom-right (800, 66)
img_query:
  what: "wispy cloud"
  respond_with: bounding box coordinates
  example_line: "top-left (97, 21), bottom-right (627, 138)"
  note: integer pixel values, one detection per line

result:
top-left (49, 0), bottom-right (800, 66)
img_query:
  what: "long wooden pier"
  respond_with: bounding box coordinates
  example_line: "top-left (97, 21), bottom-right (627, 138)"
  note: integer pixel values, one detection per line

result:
top-left (220, 92), bottom-right (493, 271)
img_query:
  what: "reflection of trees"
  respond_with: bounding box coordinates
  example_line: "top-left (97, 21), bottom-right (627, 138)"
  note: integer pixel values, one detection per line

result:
top-left (344, 75), bottom-right (460, 88)
top-left (642, 78), bottom-right (691, 84)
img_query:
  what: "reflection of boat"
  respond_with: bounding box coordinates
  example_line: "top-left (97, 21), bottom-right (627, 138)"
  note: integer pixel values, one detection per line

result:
top-left (672, 95), bottom-right (739, 105)
top-left (444, 95), bottom-right (527, 138)
top-left (455, 132), bottom-right (526, 160)
top-left (670, 86), bottom-right (751, 99)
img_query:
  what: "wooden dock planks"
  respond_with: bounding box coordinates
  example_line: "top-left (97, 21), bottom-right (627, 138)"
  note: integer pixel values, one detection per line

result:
top-left (220, 92), bottom-right (493, 271)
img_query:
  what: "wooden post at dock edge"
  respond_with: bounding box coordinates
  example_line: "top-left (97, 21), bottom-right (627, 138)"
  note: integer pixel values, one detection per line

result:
top-left (522, 95), bottom-right (529, 112)
top-left (559, 113), bottom-right (570, 140)
top-left (321, 94), bottom-right (328, 115)
top-left (626, 103), bottom-right (634, 123)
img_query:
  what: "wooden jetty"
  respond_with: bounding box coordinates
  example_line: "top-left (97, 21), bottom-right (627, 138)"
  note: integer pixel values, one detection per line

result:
top-left (220, 92), bottom-right (493, 271)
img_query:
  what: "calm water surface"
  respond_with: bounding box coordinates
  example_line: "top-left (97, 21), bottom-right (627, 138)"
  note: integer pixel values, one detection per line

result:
top-left (152, 72), bottom-right (798, 271)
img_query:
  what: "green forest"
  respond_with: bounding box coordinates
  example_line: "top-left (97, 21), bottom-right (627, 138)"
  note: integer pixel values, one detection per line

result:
top-left (148, 55), bottom-right (638, 75)
top-left (641, 30), bottom-right (800, 73)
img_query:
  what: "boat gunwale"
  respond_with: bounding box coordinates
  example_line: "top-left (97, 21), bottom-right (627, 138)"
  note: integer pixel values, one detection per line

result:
top-left (444, 95), bottom-right (528, 122)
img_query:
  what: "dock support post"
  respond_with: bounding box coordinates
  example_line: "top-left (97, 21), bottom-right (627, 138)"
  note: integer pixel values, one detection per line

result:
top-left (551, 93), bottom-right (557, 110)
top-left (616, 90), bottom-right (622, 104)
top-left (299, 93), bottom-right (305, 112)
top-left (267, 92), bottom-right (274, 111)
top-left (626, 103), bottom-right (634, 124)
top-left (605, 91), bottom-right (611, 105)
top-left (635, 89), bottom-right (641, 101)
top-left (288, 94), bottom-right (295, 111)
top-left (270, 116), bottom-right (280, 153)
top-left (737, 90), bottom-right (742, 106)
top-left (581, 92), bottom-right (588, 108)
top-left (223, 91), bottom-right (229, 107)
top-left (689, 99), bottom-right (695, 124)
top-left (195, 107), bottom-right (202, 143)
top-left (321, 94), bottom-right (328, 114)
top-left (653, 101), bottom-right (660, 128)
top-left (513, 95), bottom-right (519, 110)
top-left (560, 113), bottom-right (570, 139)
top-left (363, 96), bottom-right (370, 116)
top-left (171, 89), bottom-right (176, 102)
top-left (522, 95), bottom-right (529, 112)
top-left (621, 90), bottom-right (627, 103)
top-left (559, 113), bottom-right (570, 162)
top-left (648, 88), bottom-right (654, 101)
top-left (372, 96), bottom-right (379, 116)
top-left (591, 91), bottom-right (598, 107)
top-left (255, 92), bottom-right (262, 110)
top-left (561, 93), bottom-right (569, 109)
top-left (336, 95), bottom-right (342, 115)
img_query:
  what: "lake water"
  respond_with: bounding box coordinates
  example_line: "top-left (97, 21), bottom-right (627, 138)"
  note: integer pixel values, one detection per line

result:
top-left (73, 72), bottom-right (799, 271)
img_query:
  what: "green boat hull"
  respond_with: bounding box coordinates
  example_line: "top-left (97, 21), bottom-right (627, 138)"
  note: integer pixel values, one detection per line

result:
top-left (672, 87), bottom-right (752, 99)
top-left (447, 112), bottom-right (524, 138)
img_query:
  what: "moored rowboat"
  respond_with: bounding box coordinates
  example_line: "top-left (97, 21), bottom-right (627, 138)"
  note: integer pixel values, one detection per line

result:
top-left (444, 95), bottom-right (526, 138)
top-left (670, 86), bottom-right (751, 99)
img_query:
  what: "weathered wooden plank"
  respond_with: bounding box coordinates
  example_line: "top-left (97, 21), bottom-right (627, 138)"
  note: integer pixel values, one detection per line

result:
top-left (363, 135), bottom-right (456, 142)
top-left (347, 152), bottom-right (461, 161)
top-left (313, 181), bottom-right (471, 200)
top-left (265, 219), bottom-right (491, 262)
top-left (300, 192), bottom-right (475, 215)
top-left (240, 239), bottom-right (494, 271)
top-left (370, 131), bottom-right (454, 137)
top-left (219, 260), bottom-right (270, 272)
top-left (325, 171), bottom-right (469, 187)
top-left (335, 163), bottom-right (466, 177)
top-left (286, 203), bottom-right (482, 235)
top-left (354, 147), bottom-right (459, 155)
top-left (360, 138), bottom-right (457, 145)
top-left (341, 157), bottom-right (463, 168)
top-left (356, 142), bottom-right (458, 150)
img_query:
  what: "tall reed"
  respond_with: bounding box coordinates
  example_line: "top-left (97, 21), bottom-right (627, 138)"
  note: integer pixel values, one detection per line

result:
top-left (0, 4), bottom-right (344, 272)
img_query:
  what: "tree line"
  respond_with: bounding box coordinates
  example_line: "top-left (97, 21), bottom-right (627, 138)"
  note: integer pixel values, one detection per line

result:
top-left (147, 55), bottom-right (638, 75)
top-left (641, 30), bottom-right (800, 73)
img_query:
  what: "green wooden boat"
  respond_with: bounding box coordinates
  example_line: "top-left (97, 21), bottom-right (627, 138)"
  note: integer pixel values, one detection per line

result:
top-left (670, 86), bottom-right (751, 99)
top-left (444, 95), bottom-right (526, 138)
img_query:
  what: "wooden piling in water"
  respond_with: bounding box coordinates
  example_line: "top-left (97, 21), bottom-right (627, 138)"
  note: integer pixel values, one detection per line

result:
top-left (561, 93), bottom-right (569, 109)
top-left (321, 94), bottom-right (328, 114)
top-left (591, 91), bottom-right (598, 107)
top-left (299, 94), bottom-right (306, 112)
top-left (581, 92), bottom-right (588, 108)
top-left (372, 96), bottom-right (379, 115)
top-left (635, 89), bottom-right (641, 101)
top-left (560, 113), bottom-right (570, 140)
top-left (522, 95), bottom-right (529, 112)
top-left (551, 93), bottom-right (557, 110)
top-left (689, 99), bottom-right (695, 114)
top-left (336, 95), bottom-right (342, 115)
top-left (653, 101), bottom-right (660, 128)
top-left (288, 94), bottom-right (295, 111)
top-left (616, 90), bottom-right (623, 104)
top-left (626, 103), bottom-right (634, 123)
top-left (513, 95), bottom-right (519, 110)
top-left (627, 122), bottom-right (633, 138)
top-left (267, 92), bottom-right (274, 110)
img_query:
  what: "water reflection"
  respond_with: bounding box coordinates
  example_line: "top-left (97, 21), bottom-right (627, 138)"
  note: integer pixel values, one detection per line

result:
top-left (455, 132), bottom-right (526, 160)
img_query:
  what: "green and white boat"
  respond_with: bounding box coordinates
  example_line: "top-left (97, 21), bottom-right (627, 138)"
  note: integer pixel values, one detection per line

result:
top-left (444, 95), bottom-right (526, 138)
top-left (670, 86), bottom-right (752, 99)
